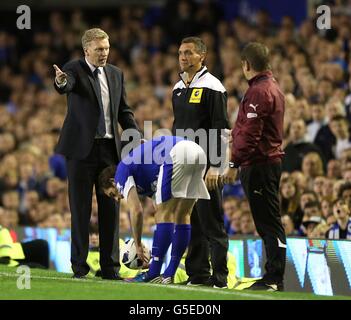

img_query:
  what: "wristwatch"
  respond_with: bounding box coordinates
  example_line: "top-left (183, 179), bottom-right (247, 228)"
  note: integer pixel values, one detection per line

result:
top-left (229, 161), bottom-right (239, 168)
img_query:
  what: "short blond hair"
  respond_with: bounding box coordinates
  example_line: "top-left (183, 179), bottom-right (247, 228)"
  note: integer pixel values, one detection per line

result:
top-left (81, 28), bottom-right (109, 49)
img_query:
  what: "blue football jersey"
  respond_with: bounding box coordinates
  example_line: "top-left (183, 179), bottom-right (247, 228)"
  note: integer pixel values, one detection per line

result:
top-left (114, 136), bottom-right (184, 199)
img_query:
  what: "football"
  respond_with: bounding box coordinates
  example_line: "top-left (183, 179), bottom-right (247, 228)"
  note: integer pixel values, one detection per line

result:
top-left (120, 239), bottom-right (151, 269)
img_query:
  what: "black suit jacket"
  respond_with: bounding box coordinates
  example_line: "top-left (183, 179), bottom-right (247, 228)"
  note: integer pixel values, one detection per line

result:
top-left (54, 58), bottom-right (141, 160)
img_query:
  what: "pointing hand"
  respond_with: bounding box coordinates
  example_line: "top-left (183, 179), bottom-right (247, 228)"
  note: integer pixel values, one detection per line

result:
top-left (53, 64), bottom-right (67, 85)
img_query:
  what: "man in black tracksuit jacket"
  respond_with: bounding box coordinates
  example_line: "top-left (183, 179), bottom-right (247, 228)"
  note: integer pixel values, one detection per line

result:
top-left (172, 37), bottom-right (229, 288)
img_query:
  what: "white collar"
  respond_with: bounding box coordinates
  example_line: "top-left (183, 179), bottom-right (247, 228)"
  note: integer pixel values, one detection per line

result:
top-left (85, 57), bottom-right (101, 74)
top-left (179, 66), bottom-right (207, 85)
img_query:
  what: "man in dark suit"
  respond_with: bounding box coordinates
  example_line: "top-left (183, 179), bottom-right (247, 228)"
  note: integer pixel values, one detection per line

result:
top-left (53, 28), bottom-right (141, 279)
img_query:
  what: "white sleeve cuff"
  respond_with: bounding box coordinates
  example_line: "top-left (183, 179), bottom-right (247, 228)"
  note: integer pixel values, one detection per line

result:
top-left (55, 78), bottom-right (67, 88)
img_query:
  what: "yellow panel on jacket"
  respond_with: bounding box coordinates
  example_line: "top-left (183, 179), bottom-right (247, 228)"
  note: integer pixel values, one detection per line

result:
top-left (0, 225), bottom-right (25, 266)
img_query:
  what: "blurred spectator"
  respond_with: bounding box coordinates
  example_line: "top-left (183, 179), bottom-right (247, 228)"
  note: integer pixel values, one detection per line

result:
top-left (303, 201), bottom-right (323, 219)
top-left (222, 196), bottom-right (240, 235)
top-left (282, 119), bottom-right (323, 172)
top-left (327, 159), bottom-right (342, 179)
top-left (321, 196), bottom-right (334, 223)
top-left (310, 222), bottom-right (329, 238)
top-left (18, 162), bottom-right (38, 210)
top-left (338, 182), bottom-right (351, 204)
top-left (229, 210), bottom-right (242, 236)
top-left (302, 216), bottom-right (323, 238)
top-left (42, 211), bottom-right (65, 229)
top-left (27, 201), bottom-right (53, 226)
top-left (63, 212), bottom-right (71, 229)
top-left (1, 190), bottom-right (20, 214)
top-left (55, 187), bottom-right (70, 214)
top-left (239, 211), bottom-right (256, 236)
top-left (312, 176), bottom-right (326, 202)
top-left (163, 0), bottom-right (199, 43)
top-left (326, 199), bottom-right (351, 239)
top-left (342, 168), bottom-right (351, 182)
top-left (306, 104), bottom-right (326, 143)
top-left (222, 180), bottom-right (245, 199)
top-left (314, 99), bottom-right (346, 162)
top-left (19, 190), bottom-right (40, 225)
top-left (333, 179), bottom-right (346, 201)
top-left (279, 176), bottom-right (301, 223)
top-left (0, 207), bottom-right (18, 229)
top-left (43, 177), bottom-right (64, 200)
top-left (290, 170), bottom-right (308, 192)
top-left (0, 170), bottom-right (19, 193)
top-left (301, 152), bottom-right (325, 189)
top-left (293, 190), bottom-right (319, 230)
top-left (321, 178), bottom-right (336, 202)
top-left (340, 148), bottom-right (351, 171)
top-left (281, 214), bottom-right (298, 236)
top-left (329, 115), bottom-right (351, 159)
top-left (88, 223), bottom-right (99, 249)
top-left (0, 132), bottom-right (16, 157)
top-left (239, 199), bottom-right (250, 212)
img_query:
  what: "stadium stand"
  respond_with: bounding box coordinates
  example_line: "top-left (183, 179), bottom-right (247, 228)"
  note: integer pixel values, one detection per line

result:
top-left (0, 0), bottom-right (351, 243)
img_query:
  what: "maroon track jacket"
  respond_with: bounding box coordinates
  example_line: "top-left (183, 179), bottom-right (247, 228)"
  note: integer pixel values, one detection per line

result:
top-left (231, 71), bottom-right (285, 168)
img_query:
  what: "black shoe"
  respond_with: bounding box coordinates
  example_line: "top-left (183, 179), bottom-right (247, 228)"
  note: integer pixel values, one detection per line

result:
top-left (101, 273), bottom-right (123, 280)
top-left (204, 277), bottom-right (228, 289)
top-left (186, 277), bottom-right (211, 286)
top-left (245, 278), bottom-right (284, 292)
top-left (212, 282), bottom-right (228, 289)
top-left (72, 273), bottom-right (87, 279)
top-left (186, 277), bottom-right (227, 289)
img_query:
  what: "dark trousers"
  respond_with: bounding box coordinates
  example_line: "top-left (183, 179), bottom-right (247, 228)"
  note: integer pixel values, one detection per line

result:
top-left (20, 239), bottom-right (49, 269)
top-left (66, 139), bottom-right (120, 277)
top-left (185, 188), bottom-right (229, 285)
top-left (240, 162), bottom-right (286, 283)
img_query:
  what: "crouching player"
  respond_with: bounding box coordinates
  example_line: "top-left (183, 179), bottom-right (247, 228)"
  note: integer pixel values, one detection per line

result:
top-left (99, 136), bottom-right (210, 284)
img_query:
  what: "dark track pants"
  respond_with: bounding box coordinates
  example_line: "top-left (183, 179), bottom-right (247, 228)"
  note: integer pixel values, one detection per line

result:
top-left (185, 188), bottom-right (229, 285)
top-left (240, 162), bottom-right (286, 284)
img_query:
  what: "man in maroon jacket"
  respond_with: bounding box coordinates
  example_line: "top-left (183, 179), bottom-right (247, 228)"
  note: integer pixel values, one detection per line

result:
top-left (223, 42), bottom-right (286, 291)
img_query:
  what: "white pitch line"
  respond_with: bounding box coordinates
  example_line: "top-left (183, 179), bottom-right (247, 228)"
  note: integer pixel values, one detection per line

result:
top-left (0, 271), bottom-right (283, 300)
top-left (144, 283), bottom-right (280, 300)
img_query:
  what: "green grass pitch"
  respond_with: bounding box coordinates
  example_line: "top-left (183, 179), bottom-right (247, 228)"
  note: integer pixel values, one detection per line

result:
top-left (0, 265), bottom-right (350, 300)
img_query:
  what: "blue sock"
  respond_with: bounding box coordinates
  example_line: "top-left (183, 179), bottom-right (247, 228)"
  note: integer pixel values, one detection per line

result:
top-left (148, 222), bottom-right (174, 278)
top-left (163, 224), bottom-right (191, 278)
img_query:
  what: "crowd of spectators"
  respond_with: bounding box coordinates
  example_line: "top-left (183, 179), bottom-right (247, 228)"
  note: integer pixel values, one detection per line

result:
top-left (0, 0), bottom-right (351, 240)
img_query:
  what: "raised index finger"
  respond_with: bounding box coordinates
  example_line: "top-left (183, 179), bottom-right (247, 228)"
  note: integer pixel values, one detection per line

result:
top-left (53, 64), bottom-right (62, 73)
